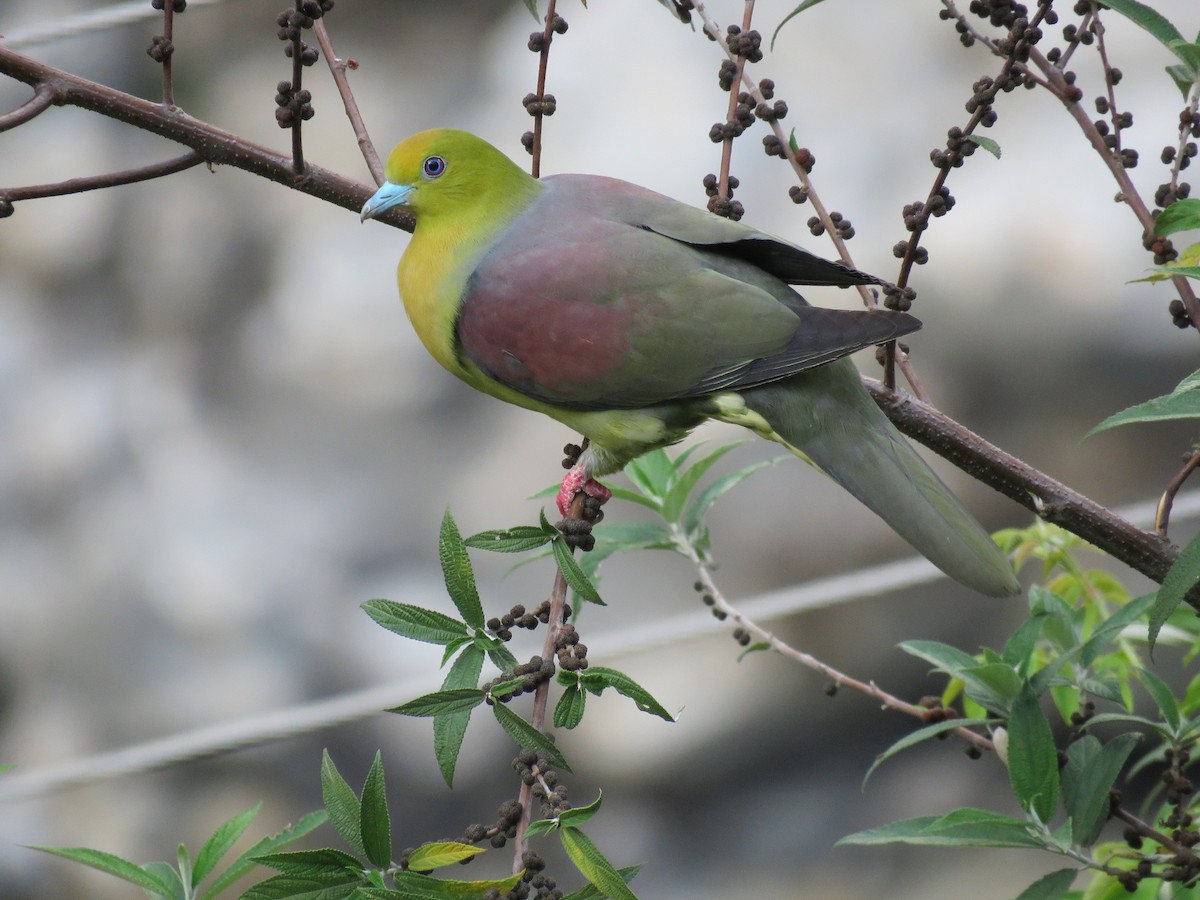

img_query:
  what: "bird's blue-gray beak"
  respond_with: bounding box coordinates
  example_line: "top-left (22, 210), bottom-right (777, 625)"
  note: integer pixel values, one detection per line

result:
top-left (360, 180), bottom-right (413, 222)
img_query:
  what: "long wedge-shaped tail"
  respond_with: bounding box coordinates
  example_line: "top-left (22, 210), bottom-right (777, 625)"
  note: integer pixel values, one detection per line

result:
top-left (733, 359), bottom-right (1021, 597)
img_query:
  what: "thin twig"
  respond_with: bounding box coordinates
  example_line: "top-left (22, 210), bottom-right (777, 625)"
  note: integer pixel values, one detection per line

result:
top-left (1156, 448), bottom-right (1200, 537)
top-left (529, 0), bottom-right (559, 178)
top-left (865, 377), bottom-right (1180, 587)
top-left (0, 81), bottom-right (54, 132)
top-left (510, 494), bottom-right (579, 871)
top-left (161, 1), bottom-right (175, 107)
top-left (0, 151), bottom-right (205, 203)
top-left (313, 18), bottom-right (383, 185)
top-left (681, 532), bottom-right (994, 752)
top-left (0, 45), bottom-right (407, 227)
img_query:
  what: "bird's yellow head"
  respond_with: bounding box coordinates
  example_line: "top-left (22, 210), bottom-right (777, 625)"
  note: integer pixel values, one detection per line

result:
top-left (360, 129), bottom-right (538, 226)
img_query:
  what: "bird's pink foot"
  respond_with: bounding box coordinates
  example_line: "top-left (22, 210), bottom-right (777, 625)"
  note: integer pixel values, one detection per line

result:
top-left (556, 466), bottom-right (611, 517)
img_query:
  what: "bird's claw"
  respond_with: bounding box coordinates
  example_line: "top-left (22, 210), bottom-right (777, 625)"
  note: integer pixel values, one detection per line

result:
top-left (556, 467), bottom-right (611, 518)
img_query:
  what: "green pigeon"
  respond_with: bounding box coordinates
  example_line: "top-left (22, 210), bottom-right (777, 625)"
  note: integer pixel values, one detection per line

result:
top-left (360, 128), bottom-right (1019, 597)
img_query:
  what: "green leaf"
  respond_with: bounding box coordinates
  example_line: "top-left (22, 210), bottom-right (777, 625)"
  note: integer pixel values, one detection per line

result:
top-left (405, 842), bottom-right (485, 871)
top-left (1008, 685), bottom-right (1060, 822)
top-left (241, 872), bottom-right (361, 899)
top-left (770, 0), bottom-right (830, 51)
top-left (570, 666), bottom-right (674, 722)
top-left (176, 845), bottom-right (193, 896)
top-left (551, 537), bottom-right (604, 605)
top-left (1002, 614), bottom-right (1048, 673)
top-left (1098, 0), bottom-right (1185, 53)
top-left (622, 450), bottom-right (673, 504)
top-left (899, 639), bottom-right (981, 675)
top-left (523, 0), bottom-right (540, 24)
top-left (434, 645), bottom-right (485, 788)
top-left (387, 868), bottom-right (524, 898)
top-left (862, 718), bottom-right (991, 787)
top-left (388, 688), bottom-right (486, 718)
top-left (27, 846), bottom-right (176, 895)
top-left (253, 848), bottom-right (364, 877)
top-left (1079, 593), bottom-right (1156, 665)
top-left (202, 810), bottom-right (327, 899)
top-left (961, 662), bottom-right (1025, 713)
top-left (1061, 733), bottom-right (1140, 847)
top-left (192, 803), bottom-right (261, 888)
top-left (1014, 867), bottom-right (1078, 900)
top-left (837, 808), bottom-right (1045, 849)
top-left (465, 524), bottom-right (556, 554)
top-left (492, 702), bottom-right (571, 772)
top-left (660, 443), bottom-right (741, 524)
top-left (1154, 198), bottom-right (1200, 237)
top-left (440, 509), bottom-right (484, 629)
top-left (1149, 529), bottom-right (1200, 651)
top-left (560, 827), bottom-right (638, 900)
top-left (557, 792), bottom-right (603, 829)
top-left (558, 865), bottom-right (643, 900)
top-left (321, 750), bottom-right (365, 857)
top-left (1138, 668), bottom-right (1181, 731)
top-left (360, 753), bottom-right (391, 870)
top-left (554, 683), bottom-right (587, 729)
top-left (965, 134), bottom-right (1001, 159)
top-left (683, 456), bottom-right (783, 538)
top-left (361, 600), bottom-right (468, 645)
top-left (1088, 369), bottom-right (1200, 436)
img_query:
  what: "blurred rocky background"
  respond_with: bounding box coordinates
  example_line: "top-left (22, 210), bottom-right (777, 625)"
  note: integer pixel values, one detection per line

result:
top-left (1, 0), bottom-right (1198, 897)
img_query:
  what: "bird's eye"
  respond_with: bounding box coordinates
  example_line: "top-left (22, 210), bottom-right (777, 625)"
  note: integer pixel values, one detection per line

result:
top-left (422, 155), bottom-right (446, 179)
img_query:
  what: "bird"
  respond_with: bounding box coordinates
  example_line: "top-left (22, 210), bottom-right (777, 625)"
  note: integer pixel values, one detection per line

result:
top-left (360, 128), bottom-right (1019, 597)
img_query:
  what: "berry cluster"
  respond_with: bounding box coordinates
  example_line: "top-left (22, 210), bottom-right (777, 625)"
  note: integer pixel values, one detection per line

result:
top-left (487, 601), bottom-right (569, 642)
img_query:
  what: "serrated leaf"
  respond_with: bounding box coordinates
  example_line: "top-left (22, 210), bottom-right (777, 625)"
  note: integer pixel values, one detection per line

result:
top-left (486, 642), bottom-right (520, 673)
top-left (571, 667), bottom-right (674, 722)
top-left (1061, 733), bottom-right (1140, 847)
top-left (1088, 369), bottom-right (1200, 436)
top-left (558, 864), bottom-right (643, 900)
top-left (965, 134), bottom-right (1001, 158)
top-left (434, 645), bottom-right (485, 788)
top-left (321, 750), bottom-right (365, 857)
top-left (1008, 685), bottom-right (1060, 822)
top-left (202, 810), bottom-right (327, 900)
top-left (388, 689), bottom-right (486, 718)
top-left (1002, 614), bottom-right (1047, 673)
top-left (1149, 529), bottom-right (1200, 651)
top-left (440, 509), bottom-right (484, 629)
top-left (558, 792), bottom-right (603, 829)
top-left (360, 753), bottom-right (391, 869)
top-left (560, 827), bottom-right (637, 900)
top-left (554, 683), bottom-right (587, 729)
top-left (492, 702), bottom-right (571, 772)
top-left (362, 600), bottom-right (468, 645)
top-left (1014, 867), bottom-right (1077, 900)
top-left (241, 872), bottom-right (361, 899)
top-left (837, 808), bottom-right (1045, 849)
top-left (1099, 0), bottom-right (1185, 53)
top-left (1138, 668), bottom-right (1180, 731)
top-left (27, 846), bottom-right (175, 894)
top-left (1079, 594), bottom-right (1156, 665)
top-left (898, 639), bottom-right (981, 675)
top-left (406, 842), bottom-right (485, 871)
top-left (862, 718), bottom-right (991, 787)
top-left (253, 848), bottom-right (364, 877)
top-left (551, 538), bottom-right (604, 605)
top-left (193, 803), bottom-right (261, 887)
top-left (465, 525), bottom-right (556, 554)
top-left (1154, 198), bottom-right (1200, 237)
top-left (388, 868), bottom-right (524, 898)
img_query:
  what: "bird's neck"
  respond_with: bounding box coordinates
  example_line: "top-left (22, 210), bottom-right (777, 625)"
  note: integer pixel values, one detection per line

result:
top-left (399, 180), bottom-right (541, 374)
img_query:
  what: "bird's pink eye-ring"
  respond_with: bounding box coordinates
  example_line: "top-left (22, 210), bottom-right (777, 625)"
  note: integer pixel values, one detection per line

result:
top-left (422, 156), bottom-right (446, 179)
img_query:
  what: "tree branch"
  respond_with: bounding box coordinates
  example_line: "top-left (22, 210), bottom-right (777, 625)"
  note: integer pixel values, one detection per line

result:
top-left (0, 45), bottom-right (413, 231)
top-left (865, 378), bottom-right (1179, 585)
